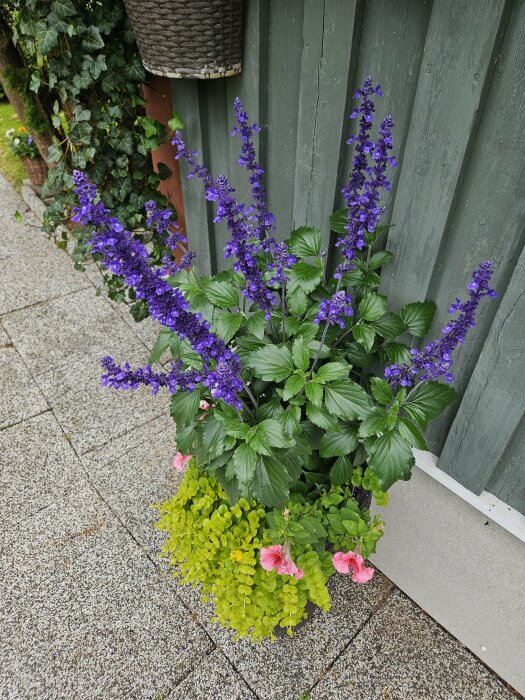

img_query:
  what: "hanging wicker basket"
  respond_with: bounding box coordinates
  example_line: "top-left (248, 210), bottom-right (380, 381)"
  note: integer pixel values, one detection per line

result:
top-left (123, 0), bottom-right (244, 79)
top-left (21, 156), bottom-right (48, 187)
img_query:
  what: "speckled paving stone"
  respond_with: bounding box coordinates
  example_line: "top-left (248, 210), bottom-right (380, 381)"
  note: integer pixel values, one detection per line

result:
top-left (2, 287), bottom-right (151, 375)
top-left (311, 589), bottom-right (513, 700)
top-left (168, 650), bottom-right (256, 700)
top-left (35, 346), bottom-right (163, 455)
top-left (0, 526), bottom-right (213, 700)
top-left (0, 412), bottom-right (86, 528)
top-left (0, 336), bottom-right (48, 428)
top-left (172, 569), bottom-right (394, 700)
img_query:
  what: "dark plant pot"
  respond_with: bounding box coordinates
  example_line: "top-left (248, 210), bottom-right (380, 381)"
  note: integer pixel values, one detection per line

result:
top-left (273, 599), bottom-right (318, 639)
top-left (21, 156), bottom-right (48, 186)
top-left (123, 0), bottom-right (244, 79)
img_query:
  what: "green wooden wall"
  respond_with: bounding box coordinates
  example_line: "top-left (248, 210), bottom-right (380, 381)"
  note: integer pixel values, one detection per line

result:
top-left (171, 0), bottom-right (525, 514)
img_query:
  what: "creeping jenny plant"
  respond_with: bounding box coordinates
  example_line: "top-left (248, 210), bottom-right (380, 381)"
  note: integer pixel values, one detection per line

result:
top-left (72, 77), bottom-right (496, 638)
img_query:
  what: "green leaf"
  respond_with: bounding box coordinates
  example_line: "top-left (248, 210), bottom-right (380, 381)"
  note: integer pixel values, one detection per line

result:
top-left (325, 380), bottom-right (374, 420)
top-left (287, 289), bottom-right (308, 316)
top-left (176, 423), bottom-right (197, 454)
top-left (292, 336), bottom-right (309, 371)
top-left (246, 344), bottom-right (294, 382)
top-left (246, 311), bottom-right (266, 339)
top-left (81, 26), bottom-right (105, 51)
top-left (111, 131), bottom-right (134, 155)
top-left (403, 380), bottom-right (457, 426)
top-left (360, 292), bottom-right (388, 321)
top-left (371, 312), bottom-right (408, 339)
top-left (358, 409), bottom-right (388, 437)
top-left (352, 324), bottom-right (376, 352)
top-left (289, 226), bottom-right (322, 257)
top-left (384, 341), bottom-right (413, 365)
top-left (282, 374), bottom-right (305, 401)
top-left (170, 391), bottom-right (201, 428)
top-left (368, 432), bottom-right (414, 490)
top-left (148, 330), bottom-right (171, 365)
top-left (248, 419), bottom-right (294, 455)
top-left (370, 377), bottom-right (393, 405)
top-left (52, 0), bottom-right (76, 18)
top-left (397, 416), bottom-right (429, 451)
top-left (305, 382), bottom-right (323, 407)
top-left (29, 72), bottom-right (41, 92)
top-left (219, 419), bottom-right (251, 439)
top-left (203, 280), bottom-right (240, 308)
top-left (168, 110), bottom-right (185, 131)
top-left (368, 250), bottom-right (393, 270)
top-left (74, 105), bottom-right (91, 122)
top-left (316, 362), bottom-right (349, 382)
top-left (329, 208), bottom-right (347, 234)
top-left (13, 210), bottom-right (23, 223)
top-left (157, 162), bottom-right (173, 180)
top-left (400, 301), bottom-right (437, 337)
top-left (252, 455), bottom-right (291, 507)
top-left (37, 25), bottom-right (59, 53)
top-left (287, 261), bottom-right (323, 295)
top-left (305, 404), bottom-right (339, 431)
top-left (330, 456), bottom-right (354, 486)
top-left (319, 424), bottom-right (359, 458)
top-left (195, 417), bottom-right (228, 465)
top-left (212, 311), bottom-right (243, 343)
top-left (345, 342), bottom-right (374, 368)
top-left (232, 443), bottom-right (258, 484)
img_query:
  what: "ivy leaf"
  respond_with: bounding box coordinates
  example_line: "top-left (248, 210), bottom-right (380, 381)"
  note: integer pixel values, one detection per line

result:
top-left (292, 335), bottom-right (309, 372)
top-left (52, 0), bottom-right (76, 18)
top-left (305, 404), bottom-right (339, 431)
top-left (319, 424), bottom-right (359, 458)
top-left (316, 362), bottom-right (349, 382)
top-left (330, 456), bottom-right (354, 486)
top-left (325, 380), bottom-right (374, 420)
top-left (252, 455), bottom-right (291, 507)
top-left (212, 311), bottom-right (243, 343)
top-left (368, 250), bottom-right (393, 270)
top-left (397, 416), bottom-right (429, 451)
top-left (368, 432), bottom-right (414, 490)
top-left (37, 25), bottom-right (59, 54)
top-left (371, 312), bottom-right (408, 339)
top-left (123, 59), bottom-right (145, 83)
top-left (29, 72), bottom-right (41, 93)
top-left (112, 131), bottom-right (134, 155)
top-left (282, 374), bottom-right (305, 401)
top-left (289, 226), bottom-right (322, 257)
top-left (170, 390), bottom-right (201, 428)
top-left (370, 377), bottom-right (393, 405)
top-left (157, 162), bottom-right (172, 180)
top-left (203, 280), bottom-right (239, 308)
top-left (352, 324), bottom-right (376, 353)
top-left (359, 292), bottom-right (388, 321)
top-left (400, 301), bottom-right (437, 337)
top-left (403, 380), bottom-right (457, 427)
top-left (81, 26), bottom-right (105, 51)
top-left (287, 261), bottom-right (323, 295)
top-left (168, 110), bottom-right (185, 131)
top-left (358, 408), bottom-right (388, 437)
top-left (305, 382), bottom-right (323, 407)
top-left (232, 443), bottom-right (258, 484)
top-left (246, 311), bottom-right (266, 339)
top-left (246, 345), bottom-right (294, 382)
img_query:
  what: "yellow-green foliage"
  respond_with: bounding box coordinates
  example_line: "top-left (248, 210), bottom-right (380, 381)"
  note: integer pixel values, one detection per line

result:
top-left (155, 462), bottom-right (332, 640)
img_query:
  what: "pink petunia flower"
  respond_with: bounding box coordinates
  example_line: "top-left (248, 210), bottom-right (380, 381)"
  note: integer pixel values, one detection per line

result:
top-left (332, 550), bottom-right (374, 583)
top-left (172, 452), bottom-right (192, 472)
top-left (259, 544), bottom-right (304, 580)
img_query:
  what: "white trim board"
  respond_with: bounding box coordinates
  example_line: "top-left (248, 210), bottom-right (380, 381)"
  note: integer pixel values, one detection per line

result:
top-left (370, 457), bottom-right (525, 695)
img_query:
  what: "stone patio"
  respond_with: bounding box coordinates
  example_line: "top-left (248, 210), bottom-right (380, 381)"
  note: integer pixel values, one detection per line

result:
top-left (0, 172), bottom-right (515, 699)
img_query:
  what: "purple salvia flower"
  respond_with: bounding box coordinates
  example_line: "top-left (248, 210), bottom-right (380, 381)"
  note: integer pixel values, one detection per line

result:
top-left (385, 261), bottom-right (497, 388)
top-left (267, 242), bottom-right (297, 286)
top-left (314, 290), bottom-right (353, 329)
top-left (101, 357), bottom-right (203, 395)
top-left (384, 363), bottom-right (417, 389)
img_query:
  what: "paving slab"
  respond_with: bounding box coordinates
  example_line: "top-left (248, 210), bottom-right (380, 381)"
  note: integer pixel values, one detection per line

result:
top-left (0, 412), bottom-right (86, 528)
top-left (0, 522), bottom-right (213, 700)
top-left (311, 589), bottom-right (513, 700)
top-left (168, 650), bottom-right (256, 700)
top-left (35, 346), bottom-right (164, 455)
top-left (81, 414), bottom-right (178, 557)
top-left (170, 568), bottom-right (394, 700)
top-left (3, 287), bottom-right (151, 375)
top-left (0, 333), bottom-right (48, 429)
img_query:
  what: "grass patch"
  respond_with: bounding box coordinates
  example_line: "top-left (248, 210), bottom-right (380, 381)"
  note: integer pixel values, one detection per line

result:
top-left (0, 101), bottom-right (27, 191)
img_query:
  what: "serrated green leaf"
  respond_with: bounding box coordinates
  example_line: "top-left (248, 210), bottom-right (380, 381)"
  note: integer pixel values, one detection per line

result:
top-left (368, 250), bottom-right (393, 270)
top-left (329, 208), bottom-right (347, 234)
top-left (203, 280), bottom-right (240, 308)
top-left (170, 390), bottom-right (201, 428)
top-left (246, 344), bottom-right (294, 382)
top-left (175, 423), bottom-right (197, 454)
top-left (282, 373), bottom-right (305, 401)
top-left (148, 330), bottom-right (171, 365)
top-left (232, 443), bottom-right (258, 484)
top-left (305, 382), bottom-right (323, 407)
top-left (384, 341), bottom-right (413, 365)
top-left (252, 455), bottom-right (291, 507)
top-left (305, 404), bottom-right (339, 431)
top-left (289, 226), bottom-right (322, 257)
top-left (403, 380), bottom-right (457, 426)
top-left (400, 301), bottom-right (437, 337)
top-left (368, 431), bottom-right (414, 490)
top-left (212, 311), bottom-right (243, 342)
top-left (370, 377), bottom-right (393, 405)
top-left (292, 335), bottom-right (309, 371)
top-left (397, 416), bottom-right (429, 450)
top-left (316, 362), bottom-right (349, 382)
top-left (220, 419), bottom-right (251, 439)
top-left (319, 424), bottom-right (359, 458)
top-left (287, 261), bottom-right (323, 295)
top-left (360, 292), bottom-right (388, 321)
top-left (330, 456), bottom-right (354, 486)
top-left (325, 380), bottom-right (374, 420)
top-left (371, 312), bottom-right (408, 339)
top-left (287, 289), bottom-right (308, 316)
top-left (358, 409), bottom-right (388, 437)
top-left (246, 311), bottom-right (266, 339)
top-left (352, 324), bottom-right (376, 352)
top-left (248, 418), bottom-right (294, 455)
top-left (195, 416), bottom-right (228, 465)
top-left (345, 342), bottom-right (374, 367)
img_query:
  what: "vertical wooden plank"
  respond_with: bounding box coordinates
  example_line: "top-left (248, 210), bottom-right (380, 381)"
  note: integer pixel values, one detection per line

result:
top-left (265, 0), bottom-right (304, 238)
top-left (292, 0), bottom-right (360, 247)
top-left (438, 247), bottom-right (525, 495)
top-left (170, 80), bottom-right (214, 275)
top-left (488, 426), bottom-right (525, 515)
top-left (379, 0), bottom-right (508, 309)
top-left (424, 0), bottom-right (525, 451)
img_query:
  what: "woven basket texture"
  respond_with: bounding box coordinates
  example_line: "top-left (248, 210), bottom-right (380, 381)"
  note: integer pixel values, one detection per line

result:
top-left (124, 0), bottom-right (244, 79)
top-left (21, 156), bottom-right (48, 186)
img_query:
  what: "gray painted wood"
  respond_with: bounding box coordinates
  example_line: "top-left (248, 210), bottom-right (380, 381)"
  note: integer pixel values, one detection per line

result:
top-left (488, 423), bottom-right (525, 514)
top-left (438, 247), bottom-right (525, 495)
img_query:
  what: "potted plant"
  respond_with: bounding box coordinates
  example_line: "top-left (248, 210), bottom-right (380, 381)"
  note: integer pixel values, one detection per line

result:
top-left (6, 126), bottom-right (48, 186)
top-left (71, 77), bottom-right (497, 640)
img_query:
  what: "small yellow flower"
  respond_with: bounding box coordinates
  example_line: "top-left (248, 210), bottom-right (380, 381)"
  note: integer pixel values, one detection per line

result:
top-left (229, 549), bottom-right (243, 562)
top-left (18, 126), bottom-right (27, 133)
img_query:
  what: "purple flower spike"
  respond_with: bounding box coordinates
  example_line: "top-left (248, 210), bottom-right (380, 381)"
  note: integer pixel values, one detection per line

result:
top-left (314, 290), bottom-right (353, 329)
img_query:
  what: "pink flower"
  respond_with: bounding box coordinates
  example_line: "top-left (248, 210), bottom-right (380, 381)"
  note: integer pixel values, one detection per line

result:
top-left (172, 452), bottom-right (192, 472)
top-left (259, 544), bottom-right (304, 580)
top-left (199, 400), bottom-right (211, 420)
top-left (332, 550), bottom-right (374, 583)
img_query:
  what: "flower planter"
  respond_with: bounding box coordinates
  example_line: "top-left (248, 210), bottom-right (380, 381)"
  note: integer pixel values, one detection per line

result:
top-left (123, 0), bottom-right (244, 79)
top-left (21, 156), bottom-right (48, 187)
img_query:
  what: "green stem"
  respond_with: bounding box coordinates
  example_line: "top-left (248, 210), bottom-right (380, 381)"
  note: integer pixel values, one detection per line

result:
top-left (281, 283), bottom-right (286, 341)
